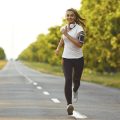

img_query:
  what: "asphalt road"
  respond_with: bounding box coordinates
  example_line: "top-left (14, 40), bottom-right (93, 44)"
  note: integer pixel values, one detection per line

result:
top-left (0, 61), bottom-right (120, 120)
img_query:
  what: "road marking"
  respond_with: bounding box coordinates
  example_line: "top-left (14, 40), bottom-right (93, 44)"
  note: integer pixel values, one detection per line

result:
top-left (43, 91), bottom-right (50, 95)
top-left (51, 98), bottom-right (61, 103)
top-left (15, 62), bottom-right (87, 119)
top-left (37, 86), bottom-right (42, 90)
top-left (72, 111), bottom-right (87, 119)
top-left (16, 69), bottom-right (33, 83)
top-left (14, 63), bottom-right (33, 83)
top-left (25, 76), bottom-right (33, 83)
top-left (33, 82), bottom-right (38, 86)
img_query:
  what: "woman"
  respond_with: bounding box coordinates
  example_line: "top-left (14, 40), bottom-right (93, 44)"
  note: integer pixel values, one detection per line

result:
top-left (55, 8), bottom-right (85, 115)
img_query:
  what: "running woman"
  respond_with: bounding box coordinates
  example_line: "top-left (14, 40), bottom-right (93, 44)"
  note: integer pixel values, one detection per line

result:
top-left (55, 8), bottom-right (85, 115)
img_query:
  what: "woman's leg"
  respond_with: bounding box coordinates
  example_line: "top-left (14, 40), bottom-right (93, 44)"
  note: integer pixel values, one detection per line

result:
top-left (73, 57), bottom-right (84, 92)
top-left (63, 58), bottom-right (73, 105)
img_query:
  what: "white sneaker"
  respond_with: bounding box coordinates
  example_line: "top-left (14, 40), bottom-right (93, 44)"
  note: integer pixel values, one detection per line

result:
top-left (67, 104), bottom-right (74, 115)
top-left (73, 90), bottom-right (78, 103)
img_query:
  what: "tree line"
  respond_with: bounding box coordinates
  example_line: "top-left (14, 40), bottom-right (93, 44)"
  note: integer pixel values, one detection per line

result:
top-left (18, 0), bottom-right (120, 73)
top-left (0, 47), bottom-right (6, 60)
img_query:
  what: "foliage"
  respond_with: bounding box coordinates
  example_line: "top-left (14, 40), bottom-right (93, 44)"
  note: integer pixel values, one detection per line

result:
top-left (0, 47), bottom-right (6, 60)
top-left (18, 0), bottom-right (120, 73)
top-left (80, 0), bottom-right (120, 72)
top-left (0, 60), bottom-right (7, 69)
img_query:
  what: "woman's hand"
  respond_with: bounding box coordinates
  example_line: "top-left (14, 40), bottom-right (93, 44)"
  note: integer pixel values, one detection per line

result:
top-left (61, 26), bottom-right (68, 36)
top-left (55, 39), bottom-right (64, 56)
top-left (55, 48), bottom-right (60, 56)
top-left (61, 27), bottom-right (83, 48)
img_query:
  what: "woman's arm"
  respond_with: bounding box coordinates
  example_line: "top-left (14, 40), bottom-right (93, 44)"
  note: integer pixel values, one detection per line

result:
top-left (55, 38), bottom-right (64, 55)
top-left (65, 33), bottom-right (83, 48)
top-left (62, 26), bottom-right (84, 48)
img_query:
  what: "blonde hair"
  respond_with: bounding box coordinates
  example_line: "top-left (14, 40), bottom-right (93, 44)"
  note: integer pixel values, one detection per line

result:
top-left (66, 8), bottom-right (86, 29)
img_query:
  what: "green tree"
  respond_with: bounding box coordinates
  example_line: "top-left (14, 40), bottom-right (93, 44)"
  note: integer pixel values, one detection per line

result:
top-left (0, 47), bottom-right (6, 60)
top-left (19, 0), bottom-right (120, 73)
top-left (80, 0), bottom-right (120, 72)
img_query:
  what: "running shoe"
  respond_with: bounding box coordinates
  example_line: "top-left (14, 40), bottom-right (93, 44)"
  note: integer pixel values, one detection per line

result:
top-left (67, 104), bottom-right (74, 115)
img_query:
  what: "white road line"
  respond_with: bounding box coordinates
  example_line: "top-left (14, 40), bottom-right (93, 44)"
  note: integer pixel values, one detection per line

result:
top-left (15, 62), bottom-right (87, 119)
top-left (23, 75), bottom-right (33, 83)
top-left (14, 62), bottom-right (33, 83)
top-left (33, 82), bottom-right (38, 86)
top-left (43, 91), bottom-right (50, 95)
top-left (16, 70), bottom-right (33, 83)
top-left (72, 111), bottom-right (87, 119)
top-left (51, 98), bottom-right (61, 103)
top-left (37, 86), bottom-right (42, 90)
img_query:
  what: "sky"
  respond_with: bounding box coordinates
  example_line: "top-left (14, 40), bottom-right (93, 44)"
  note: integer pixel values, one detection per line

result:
top-left (0, 0), bottom-right (81, 59)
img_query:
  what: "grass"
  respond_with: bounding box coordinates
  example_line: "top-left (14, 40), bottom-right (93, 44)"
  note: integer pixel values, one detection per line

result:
top-left (23, 61), bottom-right (120, 89)
top-left (0, 60), bottom-right (7, 70)
top-left (24, 61), bottom-right (63, 76)
top-left (82, 69), bottom-right (120, 88)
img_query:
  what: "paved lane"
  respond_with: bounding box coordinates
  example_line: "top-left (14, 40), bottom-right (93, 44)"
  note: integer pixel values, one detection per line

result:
top-left (0, 61), bottom-right (120, 120)
top-left (0, 61), bottom-right (83, 120)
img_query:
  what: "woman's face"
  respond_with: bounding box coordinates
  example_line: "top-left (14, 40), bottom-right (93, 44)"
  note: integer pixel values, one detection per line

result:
top-left (66, 10), bottom-right (76, 24)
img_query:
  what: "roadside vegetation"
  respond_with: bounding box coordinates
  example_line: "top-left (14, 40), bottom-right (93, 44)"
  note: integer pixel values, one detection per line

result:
top-left (18, 1), bottom-right (120, 89)
top-left (18, 1), bottom-right (120, 73)
top-left (0, 47), bottom-right (7, 70)
top-left (0, 60), bottom-right (7, 70)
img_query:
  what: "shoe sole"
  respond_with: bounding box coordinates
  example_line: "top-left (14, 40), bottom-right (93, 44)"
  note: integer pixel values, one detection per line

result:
top-left (67, 105), bottom-right (74, 115)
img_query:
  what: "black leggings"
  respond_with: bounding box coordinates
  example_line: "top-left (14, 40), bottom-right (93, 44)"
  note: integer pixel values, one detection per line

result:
top-left (62, 57), bottom-right (84, 105)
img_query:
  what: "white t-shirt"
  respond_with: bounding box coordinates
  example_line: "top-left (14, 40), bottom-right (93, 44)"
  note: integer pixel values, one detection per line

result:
top-left (61, 24), bottom-right (84, 59)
